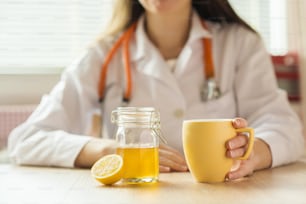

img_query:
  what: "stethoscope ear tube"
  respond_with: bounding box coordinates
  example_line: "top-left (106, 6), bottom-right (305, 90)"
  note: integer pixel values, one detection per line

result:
top-left (98, 23), bottom-right (137, 103)
top-left (98, 34), bottom-right (125, 103)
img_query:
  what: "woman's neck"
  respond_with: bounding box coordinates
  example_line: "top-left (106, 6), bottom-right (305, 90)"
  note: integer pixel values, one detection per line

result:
top-left (145, 9), bottom-right (192, 60)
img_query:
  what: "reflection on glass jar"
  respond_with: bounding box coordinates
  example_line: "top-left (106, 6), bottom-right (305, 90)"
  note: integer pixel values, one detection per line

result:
top-left (111, 107), bottom-right (160, 184)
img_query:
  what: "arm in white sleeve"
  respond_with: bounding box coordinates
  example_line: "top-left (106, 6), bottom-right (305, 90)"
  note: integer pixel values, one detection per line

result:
top-left (234, 28), bottom-right (305, 167)
top-left (8, 45), bottom-right (108, 167)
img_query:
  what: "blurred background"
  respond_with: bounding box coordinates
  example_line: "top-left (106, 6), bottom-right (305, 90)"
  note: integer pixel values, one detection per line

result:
top-left (0, 0), bottom-right (305, 162)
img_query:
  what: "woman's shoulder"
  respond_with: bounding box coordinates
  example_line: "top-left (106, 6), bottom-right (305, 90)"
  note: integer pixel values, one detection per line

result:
top-left (208, 21), bottom-right (264, 51)
top-left (208, 21), bottom-right (260, 40)
top-left (62, 34), bottom-right (123, 79)
top-left (73, 34), bottom-right (121, 67)
top-left (94, 34), bottom-right (122, 54)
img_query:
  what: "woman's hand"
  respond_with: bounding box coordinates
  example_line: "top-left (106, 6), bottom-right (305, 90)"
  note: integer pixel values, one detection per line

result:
top-left (225, 118), bottom-right (272, 180)
top-left (159, 144), bottom-right (189, 172)
top-left (74, 138), bottom-right (117, 168)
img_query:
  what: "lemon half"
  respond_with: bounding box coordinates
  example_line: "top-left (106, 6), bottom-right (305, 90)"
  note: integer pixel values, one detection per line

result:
top-left (91, 154), bottom-right (124, 185)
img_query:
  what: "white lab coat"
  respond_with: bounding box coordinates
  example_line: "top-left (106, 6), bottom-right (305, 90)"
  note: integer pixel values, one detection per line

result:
top-left (8, 12), bottom-right (304, 168)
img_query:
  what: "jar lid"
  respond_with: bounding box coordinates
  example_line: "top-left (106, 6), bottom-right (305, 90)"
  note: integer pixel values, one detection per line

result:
top-left (111, 107), bottom-right (160, 126)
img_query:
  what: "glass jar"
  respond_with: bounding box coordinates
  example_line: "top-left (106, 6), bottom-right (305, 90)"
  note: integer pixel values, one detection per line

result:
top-left (111, 107), bottom-right (160, 184)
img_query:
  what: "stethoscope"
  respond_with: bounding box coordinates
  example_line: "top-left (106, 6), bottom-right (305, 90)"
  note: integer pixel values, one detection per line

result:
top-left (97, 20), bottom-right (221, 106)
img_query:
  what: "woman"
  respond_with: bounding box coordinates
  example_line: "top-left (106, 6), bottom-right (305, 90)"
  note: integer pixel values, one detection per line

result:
top-left (8, 0), bottom-right (304, 180)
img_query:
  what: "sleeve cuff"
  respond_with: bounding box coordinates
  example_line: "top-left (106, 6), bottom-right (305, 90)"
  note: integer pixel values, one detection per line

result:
top-left (255, 131), bottom-right (305, 168)
top-left (50, 131), bottom-right (92, 168)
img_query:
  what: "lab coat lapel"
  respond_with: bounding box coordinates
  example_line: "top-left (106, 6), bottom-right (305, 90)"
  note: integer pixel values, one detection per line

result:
top-left (137, 46), bottom-right (182, 96)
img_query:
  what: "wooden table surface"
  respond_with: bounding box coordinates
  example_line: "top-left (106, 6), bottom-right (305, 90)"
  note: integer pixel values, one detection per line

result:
top-left (1, 153), bottom-right (306, 204)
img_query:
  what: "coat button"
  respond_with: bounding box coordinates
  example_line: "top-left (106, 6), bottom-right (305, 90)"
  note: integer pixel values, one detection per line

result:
top-left (174, 109), bottom-right (184, 118)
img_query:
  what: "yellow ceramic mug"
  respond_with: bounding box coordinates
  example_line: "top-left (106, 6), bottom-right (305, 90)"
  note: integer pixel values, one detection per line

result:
top-left (182, 119), bottom-right (254, 183)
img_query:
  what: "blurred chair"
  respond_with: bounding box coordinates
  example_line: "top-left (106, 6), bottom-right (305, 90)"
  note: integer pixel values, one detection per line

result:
top-left (0, 105), bottom-right (36, 150)
top-left (271, 52), bottom-right (300, 102)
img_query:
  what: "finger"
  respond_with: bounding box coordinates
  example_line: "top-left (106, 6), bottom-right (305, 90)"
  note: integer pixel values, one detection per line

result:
top-left (159, 144), bottom-right (187, 165)
top-left (226, 134), bottom-right (248, 150)
top-left (232, 118), bottom-right (248, 128)
top-left (160, 144), bottom-right (185, 157)
top-left (159, 149), bottom-right (188, 172)
top-left (227, 161), bottom-right (254, 180)
top-left (226, 147), bottom-right (246, 158)
top-left (159, 165), bottom-right (171, 173)
top-left (159, 144), bottom-right (188, 171)
top-left (159, 157), bottom-right (188, 172)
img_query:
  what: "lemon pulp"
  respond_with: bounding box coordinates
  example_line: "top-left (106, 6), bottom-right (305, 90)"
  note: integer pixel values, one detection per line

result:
top-left (91, 154), bottom-right (123, 185)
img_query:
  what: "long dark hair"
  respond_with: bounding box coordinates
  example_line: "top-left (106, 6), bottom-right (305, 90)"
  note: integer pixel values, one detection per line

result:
top-left (130, 0), bottom-right (255, 32)
top-left (192, 0), bottom-right (256, 32)
top-left (101, 0), bottom-right (255, 37)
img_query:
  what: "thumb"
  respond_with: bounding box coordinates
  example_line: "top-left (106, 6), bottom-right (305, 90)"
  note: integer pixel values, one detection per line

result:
top-left (232, 117), bottom-right (248, 128)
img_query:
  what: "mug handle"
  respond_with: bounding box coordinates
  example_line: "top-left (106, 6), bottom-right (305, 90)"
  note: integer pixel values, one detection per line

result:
top-left (235, 128), bottom-right (254, 160)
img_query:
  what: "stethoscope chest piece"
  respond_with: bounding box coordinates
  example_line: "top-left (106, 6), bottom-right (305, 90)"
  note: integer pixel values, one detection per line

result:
top-left (201, 78), bottom-right (221, 102)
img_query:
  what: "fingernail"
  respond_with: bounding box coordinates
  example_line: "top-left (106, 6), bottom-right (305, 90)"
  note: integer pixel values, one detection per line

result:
top-left (228, 173), bottom-right (234, 180)
top-left (235, 119), bottom-right (240, 126)
top-left (182, 166), bottom-right (188, 171)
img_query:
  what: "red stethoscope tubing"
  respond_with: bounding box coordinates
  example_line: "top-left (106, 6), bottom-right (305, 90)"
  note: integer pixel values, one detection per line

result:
top-left (98, 21), bottom-right (215, 103)
top-left (98, 23), bottom-right (137, 102)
